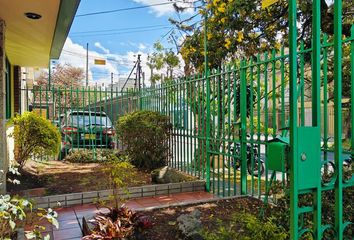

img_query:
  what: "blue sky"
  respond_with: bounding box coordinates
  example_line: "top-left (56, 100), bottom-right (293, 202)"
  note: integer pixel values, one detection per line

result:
top-left (58, 0), bottom-right (197, 87)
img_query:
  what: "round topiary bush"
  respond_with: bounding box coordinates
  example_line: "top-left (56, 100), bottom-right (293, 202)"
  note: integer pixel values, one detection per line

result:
top-left (12, 112), bottom-right (61, 169)
top-left (116, 111), bottom-right (171, 171)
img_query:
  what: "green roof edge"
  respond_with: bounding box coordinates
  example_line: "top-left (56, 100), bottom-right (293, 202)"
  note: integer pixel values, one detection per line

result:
top-left (50, 0), bottom-right (81, 60)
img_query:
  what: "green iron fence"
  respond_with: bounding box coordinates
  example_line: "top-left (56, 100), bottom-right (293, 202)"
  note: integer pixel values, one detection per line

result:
top-left (22, 86), bottom-right (140, 160)
top-left (19, 1), bottom-right (354, 237)
top-left (20, 27), bottom-right (354, 237)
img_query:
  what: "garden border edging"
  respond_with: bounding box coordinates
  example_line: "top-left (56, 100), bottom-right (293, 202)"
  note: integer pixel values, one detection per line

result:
top-left (30, 180), bottom-right (206, 209)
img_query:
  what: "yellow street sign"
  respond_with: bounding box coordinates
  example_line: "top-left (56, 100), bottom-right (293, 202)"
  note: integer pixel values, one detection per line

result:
top-left (262, 0), bottom-right (278, 9)
top-left (94, 59), bottom-right (106, 65)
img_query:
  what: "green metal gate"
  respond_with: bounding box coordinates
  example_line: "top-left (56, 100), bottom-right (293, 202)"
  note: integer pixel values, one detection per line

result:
top-left (288, 0), bottom-right (353, 239)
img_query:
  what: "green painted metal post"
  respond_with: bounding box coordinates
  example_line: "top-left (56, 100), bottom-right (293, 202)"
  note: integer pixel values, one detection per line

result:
top-left (312, 0), bottom-right (322, 238)
top-left (351, 26), bottom-right (354, 163)
top-left (240, 60), bottom-right (247, 195)
top-left (323, 34), bottom-right (329, 164)
top-left (204, 8), bottom-right (211, 192)
top-left (334, 0), bottom-right (343, 238)
top-left (289, 0), bottom-right (299, 239)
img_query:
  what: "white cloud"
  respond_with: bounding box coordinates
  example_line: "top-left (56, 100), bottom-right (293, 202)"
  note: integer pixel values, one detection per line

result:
top-left (58, 38), bottom-right (153, 87)
top-left (94, 42), bottom-right (110, 54)
top-left (132, 0), bottom-right (195, 17)
top-left (138, 43), bottom-right (147, 50)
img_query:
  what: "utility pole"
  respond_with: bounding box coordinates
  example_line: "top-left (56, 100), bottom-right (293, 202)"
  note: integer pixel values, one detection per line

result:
top-left (86, 43), bottom-right (89, 87)
top-left (142, 72), bottom-right (145, 88)
top-left (137, 54), bottom-right (142, 90)
top-left (111, 72), bottom-right (113, 99)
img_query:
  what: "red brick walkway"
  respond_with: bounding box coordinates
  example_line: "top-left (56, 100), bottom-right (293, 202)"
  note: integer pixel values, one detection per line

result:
top-left (28, 191), bottom-right (215, 240)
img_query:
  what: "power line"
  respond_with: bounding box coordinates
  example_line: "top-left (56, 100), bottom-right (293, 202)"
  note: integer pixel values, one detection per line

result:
top-left (76, 2), bottom-right (176, 17)
top-left (70, 24), bottom-right (170, 35)
top-left (70, 26), bottom-right (172, 38)
top-left (61, 50), bottom-right (136, 64)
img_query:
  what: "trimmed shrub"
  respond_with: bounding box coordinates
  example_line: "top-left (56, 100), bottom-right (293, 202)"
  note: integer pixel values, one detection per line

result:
top-left (64, 149), bottom-right (125, 163)
top-left (12, 112), bottom-right (61, 169)
top-left (116, 111), bottom-right (171, 170)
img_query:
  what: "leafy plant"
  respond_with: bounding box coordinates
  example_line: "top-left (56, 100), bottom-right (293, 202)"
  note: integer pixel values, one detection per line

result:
top-left (0, 165), bottom-right (58, 239)
top-left (82, 207), bottom-right (153, 240)
top-left (11, 112), bottom-right (61, 169)
top-left (117, 111), bottom-right (172, 170)
top-left (202, 212), bottom-right (288, 240)
top-left (104, 160), bottom-right (137, 209)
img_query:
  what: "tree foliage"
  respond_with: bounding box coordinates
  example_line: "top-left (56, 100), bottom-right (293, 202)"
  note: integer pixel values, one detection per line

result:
top-left (175, 0), bottom-right (353, 72)
top-left (36, 63), bottom-right (85, 88)
top-left (147, 41), bottom-right (180, 84)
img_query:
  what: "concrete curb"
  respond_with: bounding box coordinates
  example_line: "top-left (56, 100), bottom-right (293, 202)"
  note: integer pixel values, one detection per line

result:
top-left (30, 180), bottom-right (206, 209)
top-left (133, 195), bottom-right (248, 212)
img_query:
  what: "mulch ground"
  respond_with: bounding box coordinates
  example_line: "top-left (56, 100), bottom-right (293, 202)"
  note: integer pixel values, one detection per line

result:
top-left (142, 197), bottom-right (265, 240)
top-left (7, 160), bottom-right (152, 196)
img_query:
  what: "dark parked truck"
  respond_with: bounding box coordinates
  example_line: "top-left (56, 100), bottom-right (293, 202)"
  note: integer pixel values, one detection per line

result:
top-left (59, 111), bottom-right (116, 160)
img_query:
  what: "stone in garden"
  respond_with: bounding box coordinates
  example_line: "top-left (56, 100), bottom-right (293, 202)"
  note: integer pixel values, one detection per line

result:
top-left (177, 210), bottom-right (203, 240)
top-left (151, 166), bottom-right (191, 184)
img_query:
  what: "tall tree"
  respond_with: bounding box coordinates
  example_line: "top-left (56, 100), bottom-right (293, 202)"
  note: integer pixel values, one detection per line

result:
top-left (173, 0), bottom-right (353, 72)
top-left (36, 63), bottom-right (85, 88)
top-left (147, 41), bottom-right (180, 85)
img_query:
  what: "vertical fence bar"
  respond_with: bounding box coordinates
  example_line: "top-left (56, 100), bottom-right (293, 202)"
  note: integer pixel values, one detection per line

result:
top-left (221, 66), bottom-right (226, 197)
top-left (227, 64), bottom-right (232, 196)
top-left (271, 50), bottom-right (277, 137)
top-left (206, 69), bottom-right (211, 192)
top-left (240, 60), bottom-right (248, 195)
top-left (334, 0), bottom-right (343, 238)
top-left (300, 41), bottom-right (305, 126)
top-left (289, 0), bottom-right (299, 238)
top-left (323, 35), bottom-right (329, 164)
top-left (232, 63), bottom-right (237, 195)
top-left (312, 0), bottom-right (322, 238)
top-left (256, 55), bottom-right (262, 197)
top-left (351, 26), bottom-right (354, 166)
top-left (249, 59), bottom-right (255, 195)
top-left (280, 47), bottom-right (286, 186)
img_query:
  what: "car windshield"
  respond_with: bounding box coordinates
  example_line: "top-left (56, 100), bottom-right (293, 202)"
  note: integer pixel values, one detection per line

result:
top-left (69, 113), bottom-right (112, 127)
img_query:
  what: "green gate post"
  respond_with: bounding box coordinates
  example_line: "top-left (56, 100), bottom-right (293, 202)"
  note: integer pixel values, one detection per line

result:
top-left (240, 60), bottom-right (247, 195)
top-left (312, 0), bottom-right (322, 238)
top-left (289, 0), bottom-right (299, 239)
top-left (334, 0), bottom-right (343, 239)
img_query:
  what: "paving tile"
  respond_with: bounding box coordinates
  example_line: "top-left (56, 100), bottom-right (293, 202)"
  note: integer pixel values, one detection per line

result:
top-left (74, 208), bottom-right (98, 220)
top-left (135, 197), bottom-right (160, 205)
top-left (53, 227), bottom-right (82, 239)
top-left (72, 204), bottom-right (97, 212)
top-left (174, 194), bottom-right (196, 201)
top-left (154, 195), bottom-right (180, 204)
top-left (56, 219), bottom-right (81, 230)
top-left (124, 201), bottom-right (143, 210)
top-left (57, 209), bottom-right (77, 221)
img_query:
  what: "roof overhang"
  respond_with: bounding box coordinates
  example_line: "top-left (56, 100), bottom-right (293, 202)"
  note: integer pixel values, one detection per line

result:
top-left (0, 0), bottom-right (80, 67)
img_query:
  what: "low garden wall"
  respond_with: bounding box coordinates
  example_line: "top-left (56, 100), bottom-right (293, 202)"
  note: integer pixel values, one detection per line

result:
top-left (31, 180), bottom-right (206, 209)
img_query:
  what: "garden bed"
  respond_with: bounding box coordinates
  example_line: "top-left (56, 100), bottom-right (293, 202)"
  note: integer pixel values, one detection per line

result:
top-left (7, 160), bottom-right (196, 196)
top-left (142, 197), bottom-right (274, 240)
